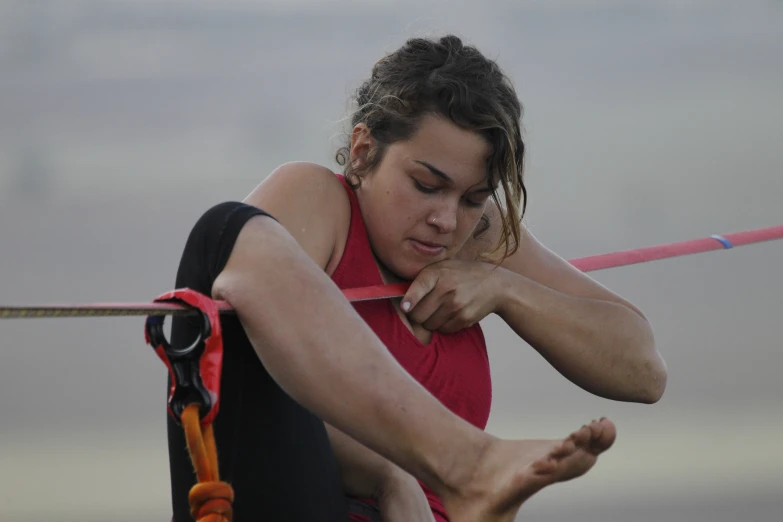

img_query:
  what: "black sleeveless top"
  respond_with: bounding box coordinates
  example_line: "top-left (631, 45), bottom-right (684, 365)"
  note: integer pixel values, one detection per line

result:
top-left (167, 201), bottom-right (349, 521)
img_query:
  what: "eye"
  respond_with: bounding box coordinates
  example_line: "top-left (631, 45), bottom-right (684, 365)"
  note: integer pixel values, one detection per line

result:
top-left (463, 193), bottom-right (489, 209)
top-left (463, 198), bottom-right (484, 209)
top-left (413, 179), bottom-right (438, 194)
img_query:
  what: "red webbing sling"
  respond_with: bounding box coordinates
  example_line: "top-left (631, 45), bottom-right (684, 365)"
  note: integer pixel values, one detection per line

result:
top-left (144, 289), bottom-right (232, 522)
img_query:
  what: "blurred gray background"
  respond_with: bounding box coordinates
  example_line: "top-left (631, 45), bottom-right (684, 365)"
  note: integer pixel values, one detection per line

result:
top-left (1, 1), bottom-right (781, 521)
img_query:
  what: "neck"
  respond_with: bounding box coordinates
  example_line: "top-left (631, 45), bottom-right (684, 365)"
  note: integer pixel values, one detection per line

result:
top-left (371, 251), bottom-right (411, 285)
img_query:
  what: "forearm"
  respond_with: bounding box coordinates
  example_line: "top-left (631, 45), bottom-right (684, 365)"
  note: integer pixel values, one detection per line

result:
top-left (494, 268), bottom-right (666, 403)
top-left (213, 217), bottom-right (489, 496)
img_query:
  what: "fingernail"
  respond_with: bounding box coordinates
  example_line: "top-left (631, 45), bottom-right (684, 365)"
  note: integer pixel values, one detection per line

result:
top-left (401, 301), bottom-right (411, 312)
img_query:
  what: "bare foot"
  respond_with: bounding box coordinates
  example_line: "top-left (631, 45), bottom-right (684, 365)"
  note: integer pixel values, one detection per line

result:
top-left (442, 418), bottom-right (616, 522)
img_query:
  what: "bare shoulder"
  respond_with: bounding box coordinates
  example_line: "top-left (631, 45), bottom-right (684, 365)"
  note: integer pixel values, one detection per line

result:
top-left (243, 161), bottom-right (351, 270)
top-left (245, 161), bottom-right (348, 210)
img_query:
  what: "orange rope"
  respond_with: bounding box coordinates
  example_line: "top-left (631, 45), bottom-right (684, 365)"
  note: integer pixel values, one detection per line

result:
top-left (181, 404), bottom-right (234, 522)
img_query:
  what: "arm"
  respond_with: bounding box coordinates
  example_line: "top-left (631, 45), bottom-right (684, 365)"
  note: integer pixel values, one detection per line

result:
top-left (215, 163), bottom-right (485, 499)
top-left (497, 227), bottom-right (666, 403)
top-left (493, 265), bottom-right (665, 403)
top-left (471, 205), bottom-right (667, 403)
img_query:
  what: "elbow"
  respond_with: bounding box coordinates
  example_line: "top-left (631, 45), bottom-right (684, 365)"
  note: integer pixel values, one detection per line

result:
top-left (638, 378), bottom-right (666, 405)
top-left (636, 353), bottom-right (668, 404)
top-left (632, 318), bottom-right (667, 404)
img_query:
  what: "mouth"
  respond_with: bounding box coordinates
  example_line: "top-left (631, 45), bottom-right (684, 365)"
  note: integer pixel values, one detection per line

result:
top-left (408, 238), bottom-right (447, 257)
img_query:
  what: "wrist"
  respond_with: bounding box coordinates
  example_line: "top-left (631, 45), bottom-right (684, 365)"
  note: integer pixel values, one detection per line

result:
top-left (490, 267), bottom-right (518, 317)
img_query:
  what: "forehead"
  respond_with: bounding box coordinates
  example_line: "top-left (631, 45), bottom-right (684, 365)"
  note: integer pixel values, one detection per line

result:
top-left (394, 114), bottom-right (491, 187)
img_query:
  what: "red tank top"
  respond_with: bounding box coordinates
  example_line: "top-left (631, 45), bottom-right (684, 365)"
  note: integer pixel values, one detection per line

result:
top-left (330, 175), bottom-right (492, 522)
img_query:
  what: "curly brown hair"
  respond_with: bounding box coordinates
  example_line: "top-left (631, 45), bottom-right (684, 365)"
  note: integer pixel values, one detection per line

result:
top-left (335, 34), bottom-right (527, 262)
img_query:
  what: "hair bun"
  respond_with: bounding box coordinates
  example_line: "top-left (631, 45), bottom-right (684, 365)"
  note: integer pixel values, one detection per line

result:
top-left (439, 35), bottom-right (464, 52)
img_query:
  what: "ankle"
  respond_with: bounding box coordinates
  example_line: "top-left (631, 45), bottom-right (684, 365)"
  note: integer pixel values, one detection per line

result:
top-left (435, 431), bottom-right (498, 500)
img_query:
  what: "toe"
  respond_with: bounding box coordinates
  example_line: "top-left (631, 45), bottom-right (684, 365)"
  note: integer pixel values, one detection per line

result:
top-left (550, 439), bottom-right (576, 459)
top-left (531, 455), bottom-right (558, 475)
top-left (568, 425), bottom-right (592, 447)
top-left (586, 418), bottom-right (617, 453)
top-left (596, 419), bottom-right (617, 451)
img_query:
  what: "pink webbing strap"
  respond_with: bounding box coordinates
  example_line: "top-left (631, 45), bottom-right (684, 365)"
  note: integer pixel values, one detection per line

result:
top-left (1, 225), bottom-right (781, 318)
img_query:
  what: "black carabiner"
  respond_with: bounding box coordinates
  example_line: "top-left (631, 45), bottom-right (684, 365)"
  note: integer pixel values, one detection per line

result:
top-left (144, 288), bottom-right (224, 426)
top-left (145, 310), bottom-right (213, 423)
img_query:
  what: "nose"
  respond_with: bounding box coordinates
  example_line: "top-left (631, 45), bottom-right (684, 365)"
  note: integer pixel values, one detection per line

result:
top-left (427, 199), bottom-right (458, 234)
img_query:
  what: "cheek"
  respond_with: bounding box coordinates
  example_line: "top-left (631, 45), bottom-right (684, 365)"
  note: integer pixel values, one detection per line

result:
top-left (367, 190), bottom-right (411, 243)
top-left (387, 187), bottom-right (423, 225)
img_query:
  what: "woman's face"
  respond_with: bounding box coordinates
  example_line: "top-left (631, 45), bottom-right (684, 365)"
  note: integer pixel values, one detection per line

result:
top-left (351, 114), bottom-right (493, 280)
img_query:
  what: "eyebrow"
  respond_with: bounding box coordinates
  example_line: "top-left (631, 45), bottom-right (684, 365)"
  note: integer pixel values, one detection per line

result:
top-left (414, 160), bottom-right (492, 193)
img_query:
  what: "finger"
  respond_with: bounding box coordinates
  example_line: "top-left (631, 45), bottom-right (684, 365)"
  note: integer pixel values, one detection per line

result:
top-left (407, 285), bottom-right (448, 327)
top-left (422, 302), bottom-right (457, 332)
top-left (439, 313), bottom-right (474, 334)
top-left (401, 269), bottom-right (439, 315)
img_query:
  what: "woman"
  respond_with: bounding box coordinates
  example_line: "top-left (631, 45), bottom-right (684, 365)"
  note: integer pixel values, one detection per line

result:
top-left (167, 35), bottom-right (665, 521)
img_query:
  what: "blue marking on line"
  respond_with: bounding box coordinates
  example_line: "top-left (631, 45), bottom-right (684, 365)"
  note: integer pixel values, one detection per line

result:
top-left (710, 234), bottom-right (733, 249)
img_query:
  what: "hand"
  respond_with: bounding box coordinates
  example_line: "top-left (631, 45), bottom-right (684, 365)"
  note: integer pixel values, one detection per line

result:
top-left (377, 469), bottom-right (436, 522)
top-left (401, 260), bottom-right (506, 334)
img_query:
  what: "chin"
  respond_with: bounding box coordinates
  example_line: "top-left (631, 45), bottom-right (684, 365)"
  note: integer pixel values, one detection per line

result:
top-left (381, 244), bottom-right (449, 281)
top-left (398, 256), bottom-right (448, 280)
top-left (380, 257), bottom-right (424, 282)
top-left (392, 264), bottom-right (423, 282)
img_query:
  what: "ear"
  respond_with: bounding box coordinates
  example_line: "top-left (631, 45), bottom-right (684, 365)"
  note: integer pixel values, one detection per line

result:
top-left (349, 123), bottom-right (374, 170)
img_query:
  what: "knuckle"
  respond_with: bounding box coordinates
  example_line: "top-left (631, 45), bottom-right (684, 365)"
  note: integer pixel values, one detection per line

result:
top-left (451, 293), bottom-right (467, 309)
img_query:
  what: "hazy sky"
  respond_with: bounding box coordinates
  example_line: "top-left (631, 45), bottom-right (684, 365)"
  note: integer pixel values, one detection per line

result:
top-left (1, 2), bottom-right (781, 521)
